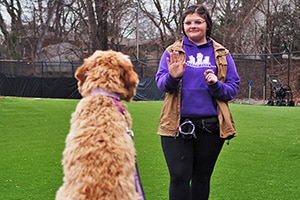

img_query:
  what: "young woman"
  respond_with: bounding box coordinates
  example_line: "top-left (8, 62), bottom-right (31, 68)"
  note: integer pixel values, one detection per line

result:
top-left (156, 5), bottom-right (240, 200)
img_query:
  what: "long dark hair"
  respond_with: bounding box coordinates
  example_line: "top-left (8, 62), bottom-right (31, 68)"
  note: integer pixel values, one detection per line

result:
top-left (182, 5), bottom-right (213, 38)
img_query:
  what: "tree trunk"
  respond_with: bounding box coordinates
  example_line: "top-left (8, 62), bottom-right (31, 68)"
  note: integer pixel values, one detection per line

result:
top-left (95, 0), bottom-right (108, 50)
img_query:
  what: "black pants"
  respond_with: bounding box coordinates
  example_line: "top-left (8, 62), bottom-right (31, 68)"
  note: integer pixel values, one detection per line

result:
top-left (161, 125), bottom-right (224, 200)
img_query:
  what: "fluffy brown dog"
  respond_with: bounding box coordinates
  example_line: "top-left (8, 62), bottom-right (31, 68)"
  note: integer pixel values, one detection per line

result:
top-left (56, 50), bottom-right (139, 200)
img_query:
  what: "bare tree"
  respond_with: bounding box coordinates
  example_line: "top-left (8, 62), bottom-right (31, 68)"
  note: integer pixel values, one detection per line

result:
top-left (27, 0), bottom-right (63, 59)
top-left (0, 0), bottom-right (24, 59)
top-left (137, 0), bottom-right (192, 49)
top-left (68, 0), bottom-right (134, 54)
top-left (0, 0), bottom-right (299, 60)
top-left (267, 1), bottom-right (300, 53)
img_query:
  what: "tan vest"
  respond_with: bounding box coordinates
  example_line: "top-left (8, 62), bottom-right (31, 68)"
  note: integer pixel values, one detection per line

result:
top-left (157, 38), bottom-right (236, 139)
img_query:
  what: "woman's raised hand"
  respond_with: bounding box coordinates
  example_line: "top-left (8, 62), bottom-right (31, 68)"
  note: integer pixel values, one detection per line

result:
top-left (167, 51), bottom-right (185, 78)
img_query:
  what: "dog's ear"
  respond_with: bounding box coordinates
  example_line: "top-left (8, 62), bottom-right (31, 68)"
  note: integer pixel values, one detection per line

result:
top-left (121, 62), bottom-right (139, 101)
top-left (74, 63), bottom-right (89, 95)
top-left (75, 64), bottom-right (88, 82)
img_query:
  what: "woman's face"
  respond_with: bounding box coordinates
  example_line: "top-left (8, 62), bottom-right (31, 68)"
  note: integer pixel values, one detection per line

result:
top-left (183, 13), bottom-right (207, 45)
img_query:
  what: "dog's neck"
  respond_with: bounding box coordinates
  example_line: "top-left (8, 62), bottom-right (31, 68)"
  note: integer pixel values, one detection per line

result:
top-left (90, 88), bottom-right (133, 137)
top-left (90, 88), bottom-right (120, 100)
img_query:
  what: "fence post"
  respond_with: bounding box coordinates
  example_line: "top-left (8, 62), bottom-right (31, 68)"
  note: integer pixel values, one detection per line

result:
top-left (248, 80), bottom-right (253, 104)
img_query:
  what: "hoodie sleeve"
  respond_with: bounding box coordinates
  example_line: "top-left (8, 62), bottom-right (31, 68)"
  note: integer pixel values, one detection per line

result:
top-left (156, 50), bottom-right (181, 93)
top-left (208, 53), bottom-right (240, 101)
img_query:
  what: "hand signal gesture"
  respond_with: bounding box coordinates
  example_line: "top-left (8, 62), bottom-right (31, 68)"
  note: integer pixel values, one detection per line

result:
top-left (167, 51), bottom-right (185, 78)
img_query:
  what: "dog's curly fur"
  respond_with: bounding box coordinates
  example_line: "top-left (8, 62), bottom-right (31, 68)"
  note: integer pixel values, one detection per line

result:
top-left (56, 50), bottom-right (139, 200)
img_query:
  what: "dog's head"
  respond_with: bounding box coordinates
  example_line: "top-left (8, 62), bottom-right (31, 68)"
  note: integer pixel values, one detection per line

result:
top-left (75, 50), bottom-right (139, 101)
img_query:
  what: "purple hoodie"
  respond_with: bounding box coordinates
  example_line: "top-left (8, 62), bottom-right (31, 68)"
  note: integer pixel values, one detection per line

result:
top-left (156, 36), bottom-right (240, 118)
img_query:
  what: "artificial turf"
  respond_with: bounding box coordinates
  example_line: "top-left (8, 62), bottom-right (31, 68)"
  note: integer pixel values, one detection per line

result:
top-left (0, 97), bottom-right (299, 199)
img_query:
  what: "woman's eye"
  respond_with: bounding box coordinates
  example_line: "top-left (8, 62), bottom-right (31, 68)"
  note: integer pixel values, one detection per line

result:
top-left (195, 20), bottom-right (204, 24)
top-left (184, 20), bottom-right (205, 25)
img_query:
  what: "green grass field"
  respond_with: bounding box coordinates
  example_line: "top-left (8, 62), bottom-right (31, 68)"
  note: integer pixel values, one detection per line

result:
top-left (0, 97), bottom-right (299, 200)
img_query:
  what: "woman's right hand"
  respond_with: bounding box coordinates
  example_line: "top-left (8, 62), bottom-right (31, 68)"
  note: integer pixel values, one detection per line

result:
top-left (167, 51), bottom-right (185, 78)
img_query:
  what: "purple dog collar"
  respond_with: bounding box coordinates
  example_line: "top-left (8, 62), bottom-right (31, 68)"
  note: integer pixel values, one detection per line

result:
top-left (90, 88), bottom-right (120, 100)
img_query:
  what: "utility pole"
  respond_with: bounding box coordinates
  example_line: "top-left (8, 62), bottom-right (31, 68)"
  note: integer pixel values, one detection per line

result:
top-left (136, 1), bottom-right (140, 60)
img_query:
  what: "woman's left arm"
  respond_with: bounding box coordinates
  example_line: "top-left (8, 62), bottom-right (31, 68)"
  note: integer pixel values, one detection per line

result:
top-left (207, 53), bottom-right (240, 101)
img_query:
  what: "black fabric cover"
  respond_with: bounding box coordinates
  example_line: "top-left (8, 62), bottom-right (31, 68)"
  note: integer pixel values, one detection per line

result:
top-left (0, 74), bottom-right (164, 100)
top-left (0, 74), bottom-right (81, 99)
top-left (134, 77), bottom-right (164, 101)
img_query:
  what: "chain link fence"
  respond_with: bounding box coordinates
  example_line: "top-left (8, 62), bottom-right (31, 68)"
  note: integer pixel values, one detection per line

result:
top-left (1, 52), bottom-right (300, 103)
top-left (0, 60), bottom-right (81, 78)
top-left (233, 51), bottom-right (300, 105)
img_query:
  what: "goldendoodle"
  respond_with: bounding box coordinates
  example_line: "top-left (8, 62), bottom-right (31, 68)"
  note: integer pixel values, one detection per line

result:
top-left (56, 50), bottom-right (140, 200)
